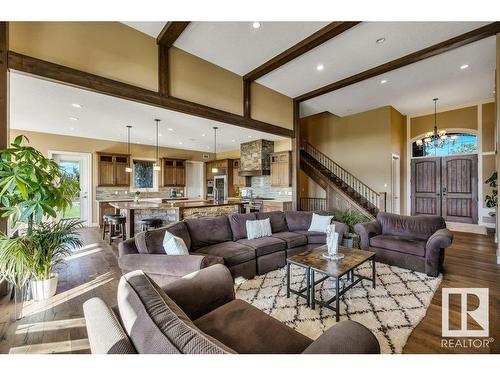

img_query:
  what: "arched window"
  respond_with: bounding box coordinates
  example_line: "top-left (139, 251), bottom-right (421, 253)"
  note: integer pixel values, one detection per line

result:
top-left (412, 133), bottom-right (477, 158)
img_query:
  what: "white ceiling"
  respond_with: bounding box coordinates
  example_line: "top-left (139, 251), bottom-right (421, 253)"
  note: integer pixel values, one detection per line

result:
top-left (300, 37), bottom-right (496, 117)
top-left (9, 73), bottom-right (284, 152)
top-left (123, 21), bottom-right (495, 116)
top-left (122, 21), bottom-right (166, 38)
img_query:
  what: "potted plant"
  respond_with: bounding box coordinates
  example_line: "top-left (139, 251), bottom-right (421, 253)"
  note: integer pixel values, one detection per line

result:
top-left (0, 136), bottom-right (81, 311)
top-left (335, 209), bottom-right (368, 248)
top-left (485, 172), bottom-right (497, 215)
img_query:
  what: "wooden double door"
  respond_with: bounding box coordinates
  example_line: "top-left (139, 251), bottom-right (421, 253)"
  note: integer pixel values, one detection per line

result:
top-left (411, 154), bottom-right (478, 223)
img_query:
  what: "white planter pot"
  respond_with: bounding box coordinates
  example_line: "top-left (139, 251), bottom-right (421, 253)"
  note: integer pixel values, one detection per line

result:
top-left (30, 274), bottom-right (58, 301)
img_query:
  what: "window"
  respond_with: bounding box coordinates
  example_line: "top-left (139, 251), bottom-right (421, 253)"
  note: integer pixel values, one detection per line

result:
top-left (412, 133), bottom-right (477, 158)
top-left (132, 159), bottom-right (158, 191)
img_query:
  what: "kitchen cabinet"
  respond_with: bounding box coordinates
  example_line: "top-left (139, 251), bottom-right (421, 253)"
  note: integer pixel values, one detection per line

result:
top-left (270, 151), bottom-right (291, 187)
top-left (97, 152), bottom-right (130, 187)
top-left (162, 158), bottom-right (186, 187)
top-left (262, 200), bottom-right (293, 212)
top-left (232, 159), bottom-right (250, 187)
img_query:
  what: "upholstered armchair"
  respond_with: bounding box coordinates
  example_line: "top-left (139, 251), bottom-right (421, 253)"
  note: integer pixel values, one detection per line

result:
top-left (354, 212), bottom-right (453, 277)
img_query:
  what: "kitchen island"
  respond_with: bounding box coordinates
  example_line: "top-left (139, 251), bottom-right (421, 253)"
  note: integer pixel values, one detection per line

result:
top-left (110, 199), bottom-right (246, 238)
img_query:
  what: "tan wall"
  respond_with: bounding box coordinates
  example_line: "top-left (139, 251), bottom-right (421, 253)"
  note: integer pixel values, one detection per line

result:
top-left (410, 105), bottom-right (478, 139)
top-left (10, 129), bottom-right (212, 224)
top-left (251, 83), bottom-right (293, 130)
top-left (300, 107), bottom-right (395, 210)
top-left (9, 22), bottom-right (158, 91)
top-left (390, 108), bottom-right (406, 213)
top-left (482, 102), bottom-right (495, 152)
top-left (216, 149), bottom-right (241, 160)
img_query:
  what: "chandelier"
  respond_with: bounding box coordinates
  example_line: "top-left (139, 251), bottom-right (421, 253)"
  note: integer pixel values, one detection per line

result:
top-left (416, 98), bottom-right (457, 149)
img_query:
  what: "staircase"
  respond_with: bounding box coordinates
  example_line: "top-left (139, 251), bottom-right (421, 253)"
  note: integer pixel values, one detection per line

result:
top-left (300, 140), bottom-right (385, 218)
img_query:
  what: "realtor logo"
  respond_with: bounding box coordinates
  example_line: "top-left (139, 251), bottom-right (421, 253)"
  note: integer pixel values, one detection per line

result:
top-left (442, 288), bottom-right (489, 337)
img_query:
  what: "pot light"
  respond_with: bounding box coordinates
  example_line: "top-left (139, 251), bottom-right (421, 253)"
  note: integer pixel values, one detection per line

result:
top-left (69, 127), bottom-right (75, 130)
top-left (376, 37), bottom-right (386, 44)
top-left (167, 128), bottom-right (173, 131)
top-left (201, 133), bottom-right (206, 137)
top-left (380, 79), bottom-right (388, 84)
top-left (460, 64), bottom-right (469, 70)
top-left (247, 135), bottom-right (252, 138)
top-left (231, 139), bottom-right (236, 142)
top-left (316, 64), bottom-right (324, 71)
top-left (252, 22), bottom-right (261, 29)
top-left (71, 103), bottom-right (82, 108)
top-left (178, 142), bottom-right (183, 145)
top-left (159, 133), bottom-right (163, 137)
top-left (69, 117), bottom-right (78, 121)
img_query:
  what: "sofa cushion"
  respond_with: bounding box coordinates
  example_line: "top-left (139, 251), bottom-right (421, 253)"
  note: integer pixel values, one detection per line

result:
top-left (237, 236), bottom-right (286, 257)
top-left (294, 230), bottom-right (327, 244)
top-left (285, 211), bottom-right (313, 231)
top-left (256, 211), bottom-right (288, 233)
top-left (195, 241), bottom-right (255, 267)
top-left (370, 235), bottom-right (426, 257)
top-left (271, 231), bottom-right (307, 249)
top-left (135, 222), bottom-right (191, 254)
top-left (194, 299), bottom-right (313, 354)
top-left (185, 216), bottom-right (233, 250)
top-left (117, 270), bottom-right (235, 354)
top-left (228, 213), bottom-right (257, 241)
top-left (377, 212), bottom-right (446, 241)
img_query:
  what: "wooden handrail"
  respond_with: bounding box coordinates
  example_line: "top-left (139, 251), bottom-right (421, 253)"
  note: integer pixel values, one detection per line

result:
top-left (299, 197), bottom-right (327, 211)
top-left (300, 140), bottom-right (382, 209)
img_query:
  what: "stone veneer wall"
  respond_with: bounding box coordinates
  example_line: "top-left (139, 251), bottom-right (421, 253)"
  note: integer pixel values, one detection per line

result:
top-left (96, 186), bottom-right (184, 201)
top-left (119, 208), bottom-right (179, 235)
top-left (181, 205), bottom-right (240, 219)
top-left (240, 139), bottom-right (274, 173)
top-left (250, 176), bottom-right (293, 199)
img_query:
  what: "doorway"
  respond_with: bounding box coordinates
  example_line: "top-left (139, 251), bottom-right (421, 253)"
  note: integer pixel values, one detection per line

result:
top-left (391, 154), bottom-right (401, 214)
top-left (49, 151), bottom-right (92, 227)
top-left (186, 161), bottom-right (204, 199)
top-left (411, 154), bottom-right (478, 223)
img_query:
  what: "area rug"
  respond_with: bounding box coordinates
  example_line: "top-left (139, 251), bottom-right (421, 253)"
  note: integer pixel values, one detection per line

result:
top-left (235, 262), bottom-right (441, 354)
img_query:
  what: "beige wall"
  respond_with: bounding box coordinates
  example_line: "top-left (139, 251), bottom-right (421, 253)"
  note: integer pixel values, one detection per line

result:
top-left (300, 106), bottom-right (400, 212)
top-left (390, 108), bottom-right (407, 214)
top-left (482, 102), bottom-right (495, 152)
top-left (10, 129), bottom-right (212, 224)
top-left (251, 83), bottom-right (293, 130)
top-left (9, 22), bottom-right (159, 91)
top-left (410, 105), bottom-right (478, 139)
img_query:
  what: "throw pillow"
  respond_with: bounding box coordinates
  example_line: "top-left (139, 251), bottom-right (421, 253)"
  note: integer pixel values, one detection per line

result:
top-left (308, 213), bottom-right (334, 233)
top-left (246, 218), bottom-right (272, 240)
top-left (163, 230), bottom-right (189, 255)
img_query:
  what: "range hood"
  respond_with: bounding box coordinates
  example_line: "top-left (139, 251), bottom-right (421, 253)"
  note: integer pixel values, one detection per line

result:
top-left (239, 139), bottom-right (274, 176)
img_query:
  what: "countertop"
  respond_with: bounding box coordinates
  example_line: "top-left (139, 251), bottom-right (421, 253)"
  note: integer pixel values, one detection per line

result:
top-left (97, 197), bottom-right (189, 203)
top-left (110, 199), bottom-right (244, 210)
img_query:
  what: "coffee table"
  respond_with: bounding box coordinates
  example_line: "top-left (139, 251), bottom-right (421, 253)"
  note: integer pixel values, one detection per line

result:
top-left (286, 245), bottom-right (376, 322)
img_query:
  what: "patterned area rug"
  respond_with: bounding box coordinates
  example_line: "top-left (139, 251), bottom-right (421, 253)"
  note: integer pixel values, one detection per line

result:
top-left (235, 262), bottom-right (441, 354)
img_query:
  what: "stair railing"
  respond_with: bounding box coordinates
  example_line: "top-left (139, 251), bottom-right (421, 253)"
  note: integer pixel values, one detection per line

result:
top-left (300, 140), bottom-right (384, 211)
top-left (299, 197), bottom-right (327, 212)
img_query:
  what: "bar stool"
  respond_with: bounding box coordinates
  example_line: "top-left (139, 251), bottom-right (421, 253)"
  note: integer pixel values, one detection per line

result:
top-left (103, 214), bottom-right (127, 244)
top-left (140, 218), bottom-right (163, 232)
top-left (102, 214), bottom-right (121, 240)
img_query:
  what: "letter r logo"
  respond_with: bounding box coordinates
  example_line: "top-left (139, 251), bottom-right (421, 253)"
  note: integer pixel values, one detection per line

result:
top-left (442, 288), bottom-right (489, 337)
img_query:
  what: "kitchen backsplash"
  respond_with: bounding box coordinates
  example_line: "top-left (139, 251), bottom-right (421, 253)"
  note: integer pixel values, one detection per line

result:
top-left (96, 186), bottom-right (185, 201)
top-left (249, 176), bottom-right (292, 200)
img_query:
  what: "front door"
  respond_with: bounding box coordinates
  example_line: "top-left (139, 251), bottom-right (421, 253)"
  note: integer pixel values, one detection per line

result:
top-left (51, 152), bottom-right (91, 226)
top-left (411, 155), bottom-right (478, 223)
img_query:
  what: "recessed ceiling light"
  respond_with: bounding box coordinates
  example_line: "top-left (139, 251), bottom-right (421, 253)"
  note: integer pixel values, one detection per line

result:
top-left (316, 64), bottom-right (324, 71)
top-left (248, 135), bottom-right (252, 138)
top-left (231, 139), bottom-right (236, 142)
top-left (380, 79), bottom-right (388, 84)
top-left (159, 133), bottom-right (163, 137)
top-left (460, 64), bottom-right (469, 70)
top-left (252, 22), bottom-right (261, 29)
top-left (167, 128), bottom-right (173, 131)
top-left (69, 127), bottom-right (75, 130)
top-left (69, 117), bottom-right (78, 121)
top-left (71, 103), bottom-right (82, 108)
top-left (178, 142), bottom-right (183, 145)
top-left (201, 133), bottom-right (206, 137)
top-left (376, 37), bottom-right (386, 44)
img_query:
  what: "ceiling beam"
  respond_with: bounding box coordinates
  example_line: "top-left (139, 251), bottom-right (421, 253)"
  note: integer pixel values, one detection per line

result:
top-left (243, 22), bottom-right (360, 82)
top-left (8, 51), bottom-right (293, 138)
top-left (157, 22), bottom-right (190, 47)
top-left (295, 22), bottom-right (500, 103)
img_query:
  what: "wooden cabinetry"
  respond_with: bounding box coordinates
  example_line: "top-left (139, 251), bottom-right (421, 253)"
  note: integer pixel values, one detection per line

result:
top-left (262, 200), bottom-right (293, 212)
top-left (270, 151), bottom-right (291, 187)
top-left (162, 158), bottom-right (186, 187)
top-left (97, 152), bottom-right (130, 187)
top-left (232, 159), bottom-right (250, 187)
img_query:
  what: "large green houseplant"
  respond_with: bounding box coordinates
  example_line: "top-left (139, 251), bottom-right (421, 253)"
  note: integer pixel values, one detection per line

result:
top-left (335, 209), bottom-right (369, 248)
top-left (0, 136), bottom-right (81, 310)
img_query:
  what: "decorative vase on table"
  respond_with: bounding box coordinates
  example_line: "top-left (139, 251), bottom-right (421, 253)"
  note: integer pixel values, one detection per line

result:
top-left (323, 224), bottom-right (344, 261)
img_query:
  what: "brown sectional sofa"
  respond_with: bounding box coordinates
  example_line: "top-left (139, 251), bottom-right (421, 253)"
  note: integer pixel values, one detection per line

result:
top-left (118, 210), bottom-right (348, 287)
top-left (83, 264), bottom-right (380, 354)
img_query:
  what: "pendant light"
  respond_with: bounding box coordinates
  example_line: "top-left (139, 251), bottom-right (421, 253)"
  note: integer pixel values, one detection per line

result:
top-left (211, 127), bottom-right (219, 174)
top-left (153, 119), bottom-right (161, 171)
top-left (125, 125), bottom-right (132, 173)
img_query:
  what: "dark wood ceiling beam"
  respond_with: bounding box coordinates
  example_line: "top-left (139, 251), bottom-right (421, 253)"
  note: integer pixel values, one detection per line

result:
top-left (243, 21), bottom-right (360, 82)
top-left (157, 22), bottom-right (190, 47)
top-left (295, 22), bottom-right (500, 103)
top-left (8, 51), bottom-right (293, 138)
top-left (243, 80), bottom-right (251, 118)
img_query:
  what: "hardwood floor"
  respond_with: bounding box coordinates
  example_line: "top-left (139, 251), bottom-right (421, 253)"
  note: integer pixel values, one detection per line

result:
top-left (0, 228), bottom-right (498, 354)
